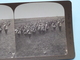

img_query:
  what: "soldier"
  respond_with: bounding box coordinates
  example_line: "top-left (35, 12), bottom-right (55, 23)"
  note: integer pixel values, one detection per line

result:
top-left (32, 27), bottom-right (36, 35)
top-left (17, 29), bottom-right (21, 37)
top-left (38, 24), bottom-right (42, 34)
top-left (58, 21), bottom-right (62, 31)
top-left (4, 25), bottom-right (8, 34)
top-left (15, 28), bottom-right (18, 34)
top-left (23, 29), bottom-right (28, 36)
top-left (27, 29), bottom-right (32, 39)
top-left (45, 22), bottom-right (49, 32)
top-left (0, 25), bottom-right (2, 33)
top-left (51, 22), bottom-right (56, 31)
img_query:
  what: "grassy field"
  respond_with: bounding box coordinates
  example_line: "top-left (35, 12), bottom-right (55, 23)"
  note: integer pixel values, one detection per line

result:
top-left (14, 16), bottom-right (67, 58)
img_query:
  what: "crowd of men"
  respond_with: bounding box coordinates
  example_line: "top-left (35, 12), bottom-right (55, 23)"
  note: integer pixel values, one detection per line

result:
top-left (15, 20), bottom-right (64, 38)
top-left (0, 21), bottom-right (11, 34)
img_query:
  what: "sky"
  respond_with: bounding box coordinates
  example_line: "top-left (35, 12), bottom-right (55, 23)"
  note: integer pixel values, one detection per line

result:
top-left (0, 2), bottom-right (64, 19)
top-left (14, 2), bottom-right (64, 19)
top-left (0, 5), bottom-right (13, 19)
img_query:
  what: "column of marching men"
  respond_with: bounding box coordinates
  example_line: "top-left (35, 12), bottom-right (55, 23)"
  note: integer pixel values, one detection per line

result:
top-left (15, 20), bottom-right (64, 38)
top-left (0, 21), bottom-right (11, 34)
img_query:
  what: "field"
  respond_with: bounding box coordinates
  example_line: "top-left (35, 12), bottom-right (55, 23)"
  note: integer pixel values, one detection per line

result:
top-left (14, 16), bottom-right (67, 58)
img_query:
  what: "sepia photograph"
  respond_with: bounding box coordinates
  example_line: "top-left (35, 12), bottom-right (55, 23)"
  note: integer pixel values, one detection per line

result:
top-left (14, 2), bottom-right (67, 58)
top-left (0, 1), bottom-right (75, 59)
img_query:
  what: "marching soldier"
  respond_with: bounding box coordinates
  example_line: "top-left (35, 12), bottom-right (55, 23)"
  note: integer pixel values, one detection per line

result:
top-left (51, 22), bottom-right (56, 31)
top-left (27, 30), bottom-right (32, 39)
top-left (58, 21), bottom-right (62, 31)
top-left (17, 30), bottom-right (21, 36)
top-left (4, 25), bottom-right (8, 34)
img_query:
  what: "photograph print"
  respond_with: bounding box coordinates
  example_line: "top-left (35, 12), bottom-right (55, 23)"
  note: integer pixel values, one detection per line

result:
top-left (14, 2), bottom-right (67, 58)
